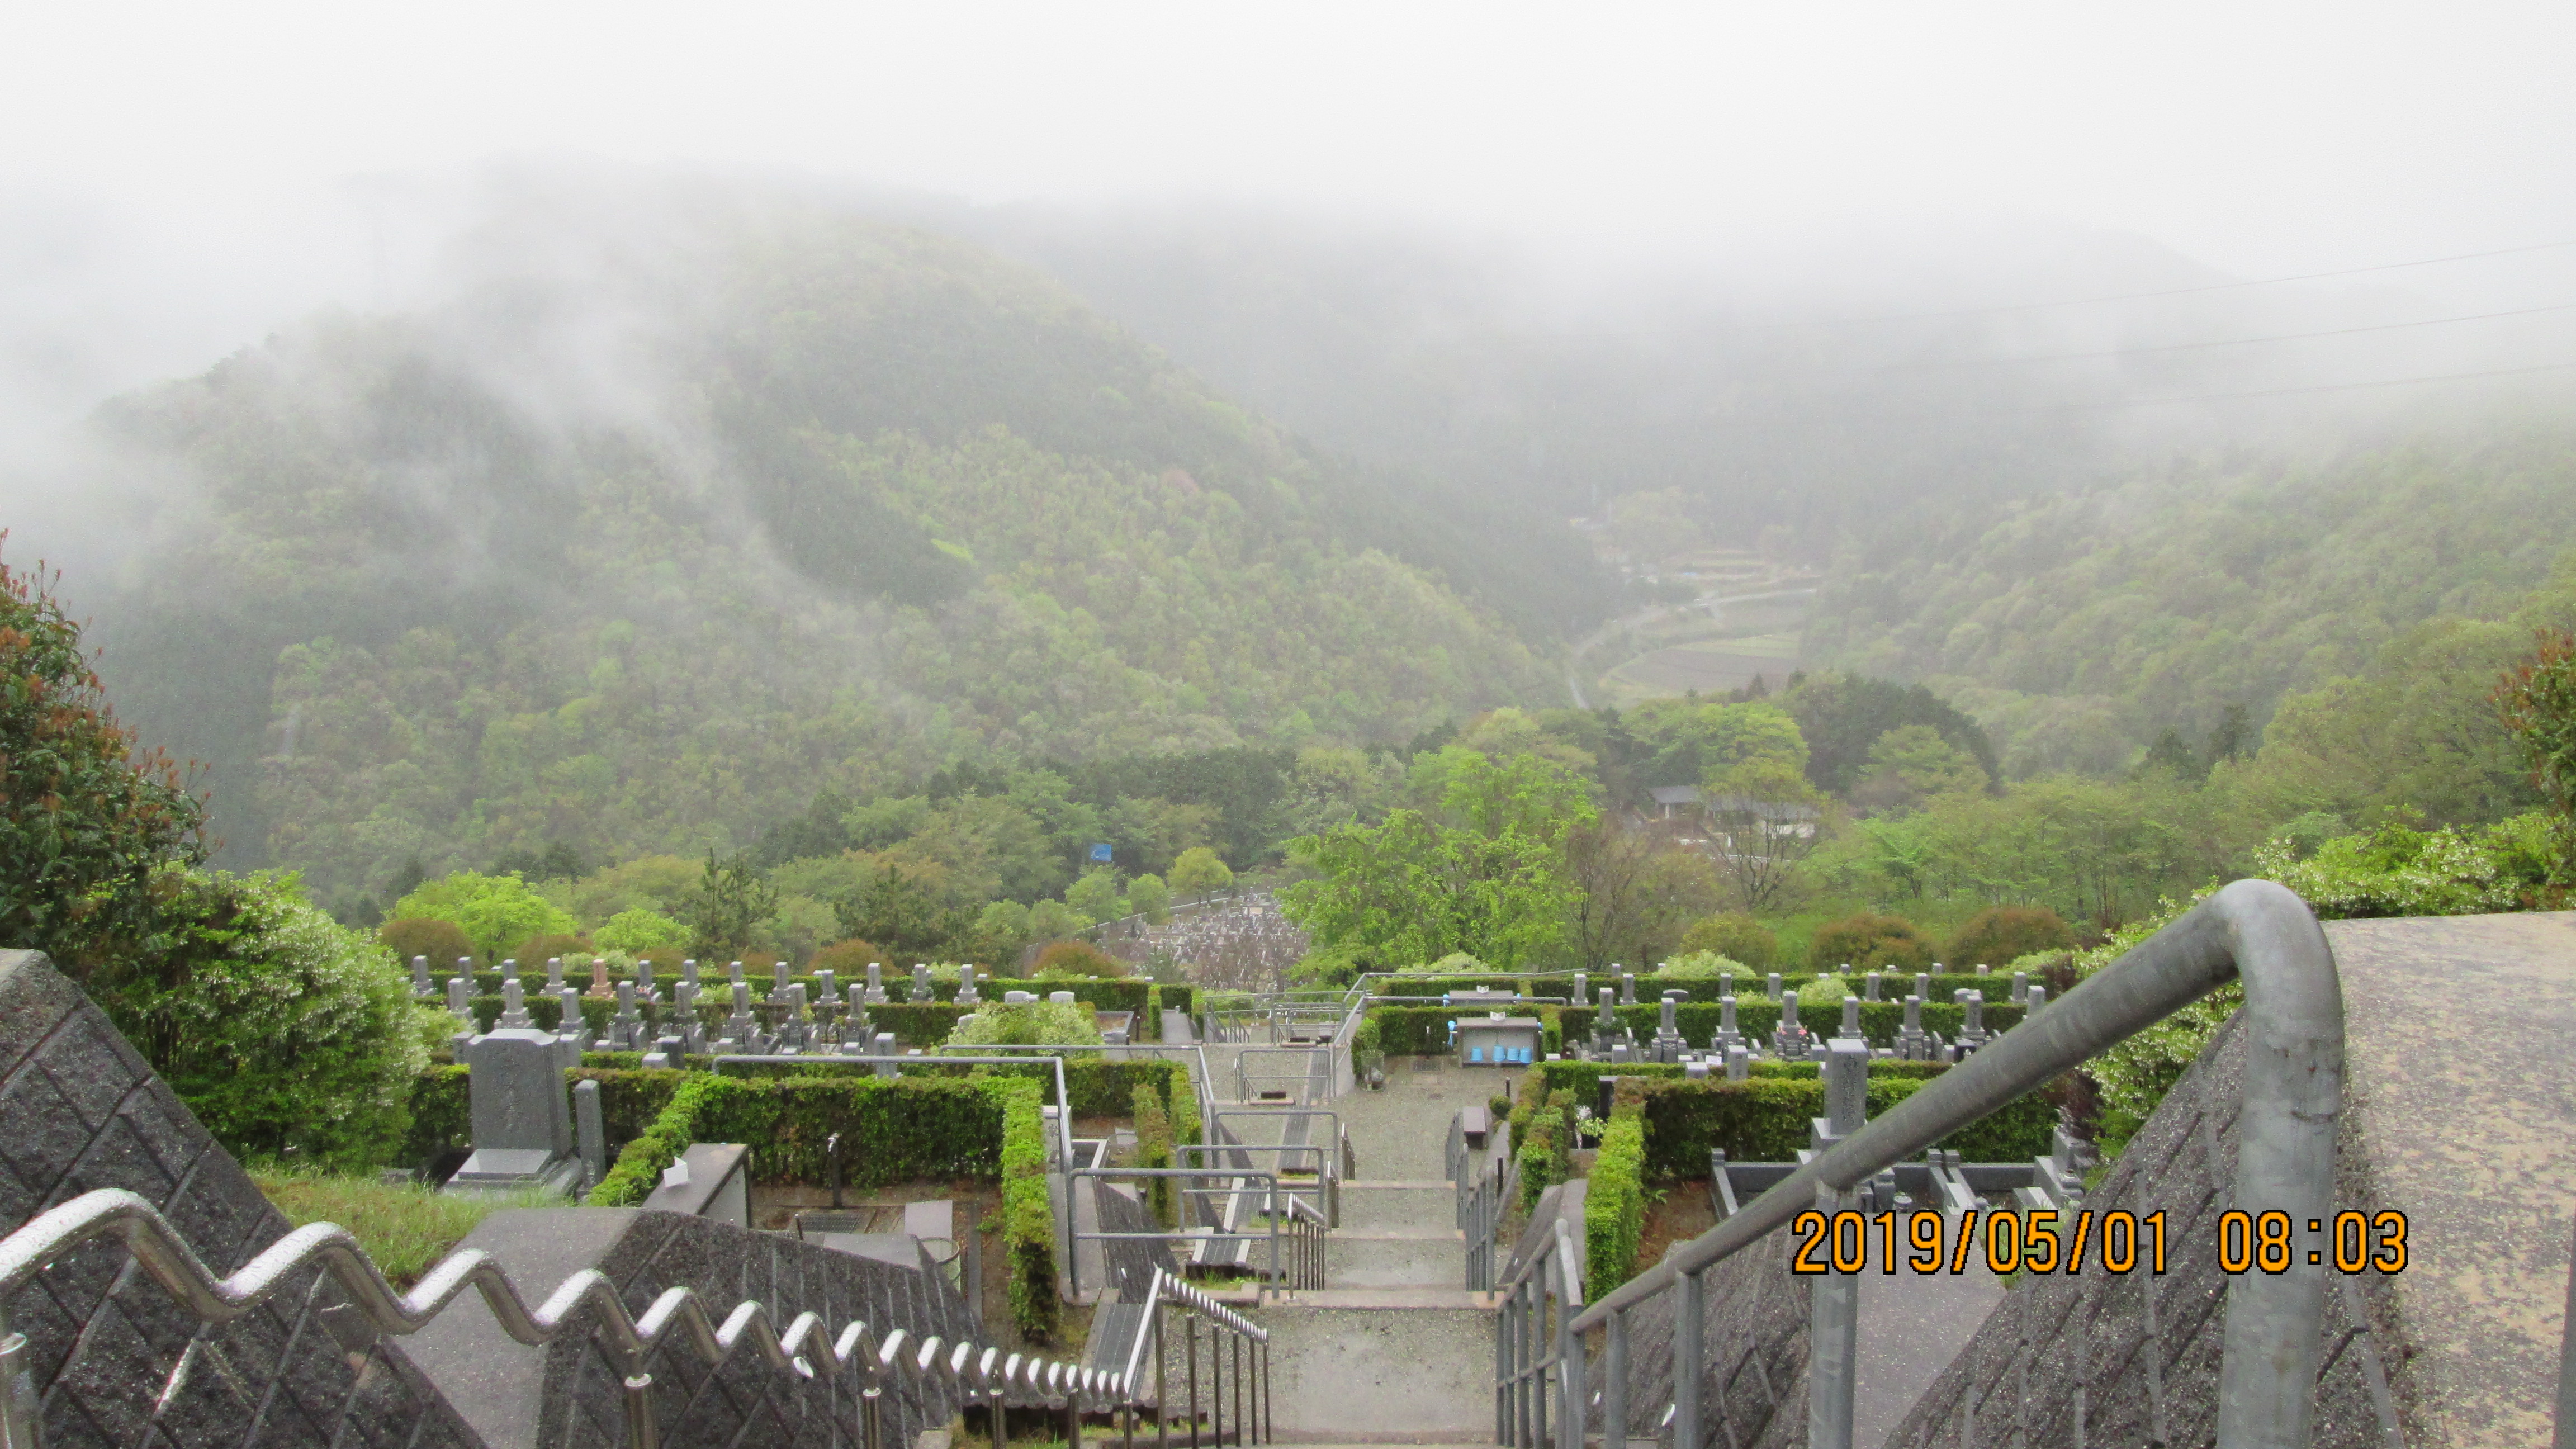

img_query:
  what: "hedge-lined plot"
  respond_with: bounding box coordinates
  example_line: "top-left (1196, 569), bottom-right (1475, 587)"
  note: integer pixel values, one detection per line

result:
top-left (581, 1073), bottom-right (1060, 1340)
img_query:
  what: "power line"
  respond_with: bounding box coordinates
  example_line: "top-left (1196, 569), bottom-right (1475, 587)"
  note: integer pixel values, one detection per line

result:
top-left (1887, 299), bottom-right (2576, 369)
top-left (1827, 238), bottom-right (2576, 325)
top-left (1478, 237), bottom-right (2576, 343)
top-left (2015, 359), bottom-right (2576, 413)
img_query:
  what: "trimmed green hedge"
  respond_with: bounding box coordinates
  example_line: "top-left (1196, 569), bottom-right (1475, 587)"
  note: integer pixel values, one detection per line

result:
top-left (1134, 1083), bottom-right (1175, 1226)
top-left (1586, 1102), bottom-right (1647, 1292)
top-left (583, 1072), bottom-right (1060, 1340)
top-left (1635, 1076), bottom-right (2054, 1178)
top-left (1516, 1090), bottom-right (1576, 1210)
top-left (404, 1064), bottom-right (685, 1167)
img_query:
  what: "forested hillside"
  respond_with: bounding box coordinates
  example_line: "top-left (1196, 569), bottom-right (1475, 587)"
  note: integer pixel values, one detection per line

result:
top-left (83, 205), bottom-right (1563, 905)
top-left (1802, 430), bottom-right (2576, 775)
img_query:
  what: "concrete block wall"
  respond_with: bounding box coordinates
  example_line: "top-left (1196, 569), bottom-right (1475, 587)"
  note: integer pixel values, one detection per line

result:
top-left (0, 949), bottom-right (485, 1449)
top-left (1883, 1010), bottom-right (2409, 1448)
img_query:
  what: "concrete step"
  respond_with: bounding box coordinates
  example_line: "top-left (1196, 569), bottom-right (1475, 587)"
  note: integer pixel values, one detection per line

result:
top-left (1327, 1228), bottom-right (1464, 1242)
top-left (1240, 1302), bottom-right (1498, 1441)
top-left (1339, 1180), bottom-right (1454, 1190)
top-left (1195, 1285), bottom-right (1500, 1310)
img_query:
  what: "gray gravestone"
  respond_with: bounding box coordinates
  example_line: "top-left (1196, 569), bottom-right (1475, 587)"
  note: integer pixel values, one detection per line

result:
top-left (498, 978), bottom-right (533, 1029)
top-left (450, 1027), bottom-right (579, 1194)
top-left (574, 1078), bottom-right (605, 1190)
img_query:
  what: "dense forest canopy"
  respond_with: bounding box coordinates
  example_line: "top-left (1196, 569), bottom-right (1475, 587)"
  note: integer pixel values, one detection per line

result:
top-left (79, 203), bottom-right (1573, 905)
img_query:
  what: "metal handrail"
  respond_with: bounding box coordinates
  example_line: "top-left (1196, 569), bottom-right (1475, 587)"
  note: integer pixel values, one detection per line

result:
top-left (1565, 880), bottom-right (2344, 1449)
top-left (0, 1187), bottom-right (1114, 1449)
top-left (1112, 1267), bottom-right (1273, 1449)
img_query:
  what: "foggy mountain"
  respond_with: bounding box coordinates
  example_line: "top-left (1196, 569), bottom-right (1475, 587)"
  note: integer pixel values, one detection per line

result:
top-left (69, 184), bottom-right (1568, 898)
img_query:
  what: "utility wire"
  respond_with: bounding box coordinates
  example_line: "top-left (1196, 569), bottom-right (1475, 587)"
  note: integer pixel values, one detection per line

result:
top-left (1478, 238), bottom-right (2576, 343)
top-left (1823, 238), bottom-right (2576, 325)
top-left (2012, 359), bottom-right (2576, 413)
top-left (1883, 299), bottom-right (2576, 369)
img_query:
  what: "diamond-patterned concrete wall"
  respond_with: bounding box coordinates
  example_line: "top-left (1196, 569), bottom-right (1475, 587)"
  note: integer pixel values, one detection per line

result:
top-left (523, 1212), bottom-right (984, 1449)
top-left (0, 949), bottom-right (486, 1449)
top-left (1883, 1009), bottom-right (2408, 1449)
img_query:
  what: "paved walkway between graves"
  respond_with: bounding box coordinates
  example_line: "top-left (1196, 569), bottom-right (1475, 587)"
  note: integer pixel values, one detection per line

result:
top-left (1235, 1055), bottom-right (1502, 1443)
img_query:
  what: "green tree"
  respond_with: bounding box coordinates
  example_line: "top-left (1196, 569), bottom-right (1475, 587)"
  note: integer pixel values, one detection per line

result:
top-left (685, 850), bottom-right (779, 956)
top-left (1126, 872), bottom-right (1171, 925)
top-left (1676, 911), bottom-right (1777, 970)
top-left (105, 869), bottom-right (438, 1167)
top-left (837, 863), bottom-right (969, 960)
top-left (391, 871), bottom-right (578, 963)
top-left (1850, 724), bottom-right (1989, 812)
top-left (1064, 868), bottom-right (1128, 924)
top-left (1281, 751), bottom-right (1595, 969)
top-left (0, 557), bottom-right (208, 972)
top-left (595, 907), bottom-right (690, 954)
top-left (1168, 846), bottom-right (1234, 898)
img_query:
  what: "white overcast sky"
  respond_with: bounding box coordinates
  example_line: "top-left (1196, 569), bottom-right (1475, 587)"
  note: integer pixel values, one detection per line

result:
top-left (4, 2), bottom-right (2575, 419)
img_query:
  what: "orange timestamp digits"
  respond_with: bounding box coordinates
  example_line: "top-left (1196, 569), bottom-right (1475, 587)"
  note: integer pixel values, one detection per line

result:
top-left (1787, 1207), bottom-right (2410, 1276)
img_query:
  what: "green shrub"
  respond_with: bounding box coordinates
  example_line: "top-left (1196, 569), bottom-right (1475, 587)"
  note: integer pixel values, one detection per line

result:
top-left (1677, 912), bottom-right (1776, 970)
top-left (2255, 813), bottom-right (2556, 920)
top-left (1794, 973), bottom-right (1854, 1007)
top-left (380, 918), bottom-right (477, 973)
top-left (808, 939), bottom-right (886, 976)
top-left (1585, 1105), bottom-right (1647, 1292)
top-left (947, 998), bottom-right (1104, 1049)
top-left (1947, 906), bottom-right (2075, 968)
top-left (1033, 939), bottom-right (1128, 977)
top-left (1657, 950), bottom-right (1748, 979)
top-left (1808, 913), bottom-right (1937, 972)
top-left (1134, 1082), bottom-right (1176, 1225)
top-left (107, 869), bottom-right (442, 1167)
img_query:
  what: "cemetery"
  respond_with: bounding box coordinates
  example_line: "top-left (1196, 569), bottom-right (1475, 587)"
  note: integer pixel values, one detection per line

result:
top-left (6, 890), bottom-right (2576, 1449)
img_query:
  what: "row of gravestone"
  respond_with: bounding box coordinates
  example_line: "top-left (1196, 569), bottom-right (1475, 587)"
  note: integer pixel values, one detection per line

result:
top-left (1540, 965), bottom-right (2051, 1074)
top-left (425, 957), bottom-right (1131, 1060)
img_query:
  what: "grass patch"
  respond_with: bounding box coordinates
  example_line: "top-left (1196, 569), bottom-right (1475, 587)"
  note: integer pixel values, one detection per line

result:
top-left (249, 1167), bottom-right (550, 1288)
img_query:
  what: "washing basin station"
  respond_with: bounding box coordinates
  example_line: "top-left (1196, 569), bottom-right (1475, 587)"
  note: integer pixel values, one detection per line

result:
top-left (1455, 1011), bottom-right (1542, 1066)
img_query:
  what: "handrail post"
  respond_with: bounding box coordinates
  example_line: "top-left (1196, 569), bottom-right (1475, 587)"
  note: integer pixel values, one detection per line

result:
top-left (623, 1373), bottom-right (660, 1449)
top-left (1, 1309), bottom-right (39, 1449)
top-left (1153, 1301), bottom-right (1169, 1449)
top-left (1602, 1307), bottom-right (1626, 1449)
top-left (1556, 1228), bottom-right (1583, 1449)
top-left (1673, 1268), bottom-right (1702, 1449)
top-left (1496, 1272), bottom-right (1516, 1445)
